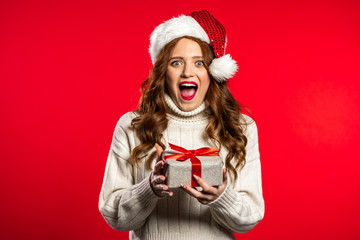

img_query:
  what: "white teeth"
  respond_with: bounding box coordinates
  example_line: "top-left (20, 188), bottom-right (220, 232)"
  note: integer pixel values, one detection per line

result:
top-left (180, 83), bottom-right (197, 87)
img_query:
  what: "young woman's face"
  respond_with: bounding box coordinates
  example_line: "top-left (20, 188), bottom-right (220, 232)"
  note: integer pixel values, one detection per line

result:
top-left (166, 38), bottom-right (211, 112)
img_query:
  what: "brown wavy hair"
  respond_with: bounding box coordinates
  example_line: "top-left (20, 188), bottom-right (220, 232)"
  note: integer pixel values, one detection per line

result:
top-left (131, 36), bottom-right (249, 183)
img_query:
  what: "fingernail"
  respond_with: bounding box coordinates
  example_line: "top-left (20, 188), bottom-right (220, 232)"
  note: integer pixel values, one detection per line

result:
top-left (161, 176), bottom-right (165, 181)
top-left (193, 175), bottom-right (199, 180)
top-left (169, 192), bottom-right (173, 197)
top-left (180, 184), bottom-right (186, 189)
top-left (163, 185), bottom-right (168, 190)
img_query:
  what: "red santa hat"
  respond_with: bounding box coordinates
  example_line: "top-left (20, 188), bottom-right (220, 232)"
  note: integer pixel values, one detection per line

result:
top-left (149, 10), bottom-right (238, 82)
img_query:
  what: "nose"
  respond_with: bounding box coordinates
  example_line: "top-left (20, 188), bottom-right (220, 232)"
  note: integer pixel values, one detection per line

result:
top-left (181, 63), bottom-right (194, 78)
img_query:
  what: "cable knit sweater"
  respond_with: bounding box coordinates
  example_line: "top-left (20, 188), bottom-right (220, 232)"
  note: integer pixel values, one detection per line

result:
top-left (98, 97), bottom-right (265, 240)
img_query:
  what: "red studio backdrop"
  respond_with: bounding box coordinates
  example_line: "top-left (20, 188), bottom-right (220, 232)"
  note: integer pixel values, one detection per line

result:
top-left (1, 0), bottom-right (359, 239)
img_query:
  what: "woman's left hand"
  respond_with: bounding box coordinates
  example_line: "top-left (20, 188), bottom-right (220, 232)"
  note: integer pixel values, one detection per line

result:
top-left (181, 168), bottom-right (228, 204)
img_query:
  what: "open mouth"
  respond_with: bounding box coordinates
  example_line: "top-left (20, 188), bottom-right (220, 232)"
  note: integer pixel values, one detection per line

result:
top-left (179, 81), bottom-right (198, 100)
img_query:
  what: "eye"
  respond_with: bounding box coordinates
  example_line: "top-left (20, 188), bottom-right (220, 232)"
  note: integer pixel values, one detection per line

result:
top-left (170, 60), bottom-right (182, 66)
top-left (195, 61), bottom-right (205, 66)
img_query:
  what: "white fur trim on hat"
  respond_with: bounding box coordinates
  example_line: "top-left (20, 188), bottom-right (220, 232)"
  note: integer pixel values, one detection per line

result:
top-left (209, 54), bottom-right (238, 82)
top-left (149, 15), bottom-right (210, 64)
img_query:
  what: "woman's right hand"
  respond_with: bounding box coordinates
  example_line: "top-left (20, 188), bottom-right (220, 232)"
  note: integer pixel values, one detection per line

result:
top-left (150, 144), bottom-right (173, 197)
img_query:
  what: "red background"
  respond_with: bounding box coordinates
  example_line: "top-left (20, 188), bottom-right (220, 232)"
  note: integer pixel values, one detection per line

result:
top-left (1, 0), bottom-right (360, 239)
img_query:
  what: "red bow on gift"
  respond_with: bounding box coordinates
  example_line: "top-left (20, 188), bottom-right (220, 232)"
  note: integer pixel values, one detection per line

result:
top-left (163, 143), bottom-right (220, 187)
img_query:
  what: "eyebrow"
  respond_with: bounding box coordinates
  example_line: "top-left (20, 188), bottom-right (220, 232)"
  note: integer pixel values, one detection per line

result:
top-left (169, 56), bottom-right (204, 61)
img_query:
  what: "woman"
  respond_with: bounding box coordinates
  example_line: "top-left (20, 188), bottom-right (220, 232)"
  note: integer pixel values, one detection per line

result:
top-left (99, 10), bottom-right (264, 240)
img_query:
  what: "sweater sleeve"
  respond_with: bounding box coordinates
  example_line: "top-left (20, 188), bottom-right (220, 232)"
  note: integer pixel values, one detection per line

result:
top-left (207, 116), bottom-right (265, 233)
top-left (98, 113), bottom-right (160, 231)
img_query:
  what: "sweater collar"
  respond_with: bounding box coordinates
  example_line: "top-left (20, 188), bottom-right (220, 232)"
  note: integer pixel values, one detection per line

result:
top-left (164, 94), bottom-right (208, 123)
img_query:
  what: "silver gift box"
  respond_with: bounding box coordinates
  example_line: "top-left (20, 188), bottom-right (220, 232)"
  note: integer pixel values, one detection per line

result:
top-left (162, 151), bottom-right (223, 188)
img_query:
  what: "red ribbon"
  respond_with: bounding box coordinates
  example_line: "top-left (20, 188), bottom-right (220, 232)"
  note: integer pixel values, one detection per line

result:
top-left (163, 143), bottom-right (220, 187)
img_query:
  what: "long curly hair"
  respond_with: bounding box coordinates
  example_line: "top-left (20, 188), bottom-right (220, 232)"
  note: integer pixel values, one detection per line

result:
top-left (131, 36), bottom-right (249, 182)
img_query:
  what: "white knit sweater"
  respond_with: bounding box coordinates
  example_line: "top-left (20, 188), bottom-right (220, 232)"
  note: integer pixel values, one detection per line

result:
top-left (99, 97), bottom-right (264, 240)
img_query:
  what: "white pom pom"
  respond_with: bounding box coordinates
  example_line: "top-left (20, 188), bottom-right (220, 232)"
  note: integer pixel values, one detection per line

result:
top-left (209, 54), bottom-right (238, 82)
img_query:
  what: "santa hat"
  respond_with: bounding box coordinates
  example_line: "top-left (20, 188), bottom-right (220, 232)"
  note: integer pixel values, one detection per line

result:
top-left (149, 10), bottom-right (237, 82)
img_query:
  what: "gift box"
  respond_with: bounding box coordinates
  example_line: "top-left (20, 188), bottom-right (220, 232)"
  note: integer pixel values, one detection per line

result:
top-left (162, 143), bottom-right (223, 188)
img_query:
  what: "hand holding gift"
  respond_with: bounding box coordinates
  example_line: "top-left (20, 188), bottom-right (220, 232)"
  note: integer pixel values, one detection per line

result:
top-left (149, 144), bottom-right (173, 197)
top-left (181, 168), bottom-right (228, 205)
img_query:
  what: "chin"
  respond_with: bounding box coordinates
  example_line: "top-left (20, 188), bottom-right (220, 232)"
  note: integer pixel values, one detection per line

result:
top-left (172, 94), bottom-right (202, 112)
